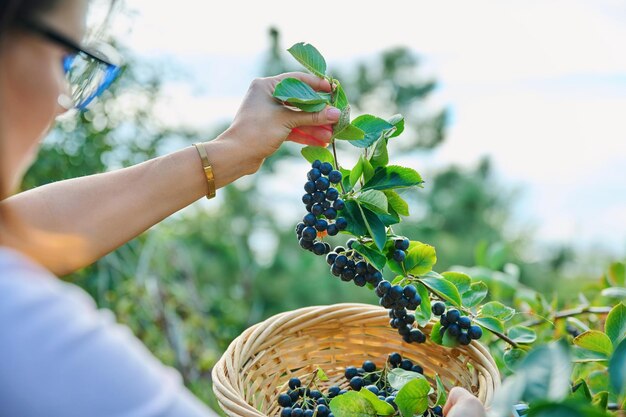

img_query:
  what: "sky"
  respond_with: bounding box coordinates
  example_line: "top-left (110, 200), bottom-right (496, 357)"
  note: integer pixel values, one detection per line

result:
top-left (106, 0), bottom-right (626, 259)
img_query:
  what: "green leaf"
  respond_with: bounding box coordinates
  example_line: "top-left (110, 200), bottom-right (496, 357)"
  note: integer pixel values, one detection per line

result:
top-left (287, 42), bottom-right (327, 77)
top-left (342, 200), bottom-right (368, 236)
top-left (349, 115), bottom-right (395, 148)
top-left (592, 391), bottom-right (609, 410)
top-left (488, 374), bottom-right (526, 417)
top-left (435, 374), bottom-right (447, 406)
top-left (605, 302), bottom-right (626, 346)
top-left (383, 190), bottom-right (409, 216)
top-left (376, 206), bottom-right (401, 227)
top-left (356, 203), bottom-right (387, 251)
top-left (503, 348), bottom-right (527, 371)
top-left (362, 157), bottom-right (375, 183)
top-left (273, 78), bottom-right (329, 104)
top-left (395, 378), bottom-right (430, 417)
top-left (358, 388), bottom-right (395, 416)
top-left (300, 146), bottom-right (334, 165)
top-left (329, 391), bottom-right (377, 417)
top-left (569, 379), bottom-right (592, 402)
top-left (608, 262), bottom-right (625, 286)
top-left (442, 327), bottom-right (460, 347)
top-left (441, 271), bottom-right (471, 294)
top-left (573, 331), bottom-right (613, 357)
top-left (587, 370), bottom-right (610, 394)
top-left (334, 83), bottom-right (349, 110)
top-left (358, 190), bottom-right (388, 215)
top-left (462, 282), bottom-right (488, 308)
top-left (404, 242), bottom-right (437, 276)
top-left (508, 326), bottom-right (537, 344)
top-left (527, 400), bottom-right (611, 417)
top-left (362, 166), bottom-right (423, 191)
top-left (340, 168), bottom-right (353, 193)
top-left (572, 346), bottom-right (609, 363)
top-left (414, 283), bottom-right (432, 326)
top-left (522, 340), bottom-right (572, 402)
top-left (350, 157), bottom-right (364, 188)
top-left (609, 338), bottom-right (626, 394)
top-left (391, 275), bottom-right (404, 285)
top-left (387, 114), bottom-right (405, 138)
top-left (430, 322), bottom-right (444, 345)
top-left (480, 301), bottom-right (516, 321)
top-left (601, 287), bottom-right (626, 299)
top-left (370, 138), bottom-right (388, 169)
top-left (420, 276), bottom-right (462, 307)
top-left (335, 123), bottom-right (366, 141)
top-left (352, 241), bottom-right (386, 271)
top-left (474, 316), bottom-right (505, 334)
top-left (316, 367), bottom-right (329, 381)
top-left (387, 368), bottom-right (426, 391)
top-left (334, 104), bottom-right (351, 135)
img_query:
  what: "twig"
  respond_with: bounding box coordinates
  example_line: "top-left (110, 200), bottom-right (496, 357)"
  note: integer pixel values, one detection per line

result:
top-left (521, 306), bottom-right (613, 327)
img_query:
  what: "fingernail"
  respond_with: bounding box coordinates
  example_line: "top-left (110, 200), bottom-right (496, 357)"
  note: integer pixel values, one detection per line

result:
top-left (326, 107), bottom-right (341, 122)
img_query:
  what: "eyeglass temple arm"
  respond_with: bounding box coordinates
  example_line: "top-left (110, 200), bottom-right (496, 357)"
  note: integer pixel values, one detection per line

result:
top-left (19, 19), bottom-right (117, 67)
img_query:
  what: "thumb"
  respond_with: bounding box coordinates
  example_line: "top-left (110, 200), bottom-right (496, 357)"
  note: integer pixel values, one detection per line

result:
top-left (285, 106), bottom-right (341, 129)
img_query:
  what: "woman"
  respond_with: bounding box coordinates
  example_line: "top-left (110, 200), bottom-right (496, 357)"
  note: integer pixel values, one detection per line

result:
top-left (0, 1), bottom-right (486, 416)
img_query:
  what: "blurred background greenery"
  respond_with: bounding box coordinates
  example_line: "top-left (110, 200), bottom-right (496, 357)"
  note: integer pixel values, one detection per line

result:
top-left (21, 28), bottom-right (623, 414)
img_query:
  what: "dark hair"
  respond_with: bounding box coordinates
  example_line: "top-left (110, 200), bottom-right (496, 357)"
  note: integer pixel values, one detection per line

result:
top-left (0, 0), bottom-right (61, 36)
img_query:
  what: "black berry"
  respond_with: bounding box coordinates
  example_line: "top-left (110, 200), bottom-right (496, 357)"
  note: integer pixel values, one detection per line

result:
top-left (333, 199), bottom-right (345, 211)
top-left (307, 168), bottom-right (321, 181)
top-left (392, 249), bottom-right (406, 263)
top-left (278, 393), bottom-right (292, 407)
top-left (394, 238), bottom-right (410, 250)
top-left (468, 325), bottom-right (483, 340)
top-left (288, 377), bottom-right (301, 390)
top-left (328, 170), bottom-right (342, 184)
top-left (432, 302), bottom-right (445, 316)
top-left (320, 162), bottom-right (333, 175)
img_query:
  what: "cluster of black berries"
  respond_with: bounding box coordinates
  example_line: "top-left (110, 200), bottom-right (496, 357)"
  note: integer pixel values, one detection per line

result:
top-left (326, 239), bottom-right (384, 287)
top-left (432, 302), bottom-right (483, 345)
top-left (295, 160), bottom-right (348, 256)
top-left (277, 377), bottom-right (333, 417)
top-left (374, 241), bottom-right (425, 344)
top-left (389, 237), bottom-right (410, 263)
top-left (387, 353), bottom-right (443, 417)
top-left (277, 354), bottom-right (444, 417)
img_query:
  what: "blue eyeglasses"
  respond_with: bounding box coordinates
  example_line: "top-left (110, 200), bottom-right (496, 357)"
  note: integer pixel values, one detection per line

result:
top-left (20, 19), bottom-right (122, 110)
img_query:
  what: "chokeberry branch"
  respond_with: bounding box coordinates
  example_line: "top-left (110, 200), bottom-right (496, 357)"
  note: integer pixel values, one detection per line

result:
top-left (416, 277), bottom-right (520, 348)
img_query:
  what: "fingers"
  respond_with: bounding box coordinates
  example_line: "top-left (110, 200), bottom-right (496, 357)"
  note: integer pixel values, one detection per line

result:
top-left (284, 106), bottom-right (341, 129)
top-left (443, 388), bottom-right (486, 417)
top-left (271, 71), bottom-right (332, 92)
top-left (287, 126), bottom-right (332, 147)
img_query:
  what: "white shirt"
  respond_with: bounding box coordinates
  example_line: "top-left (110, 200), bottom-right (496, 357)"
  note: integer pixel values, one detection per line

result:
top-left (0, 247), bottom-right (217, 417)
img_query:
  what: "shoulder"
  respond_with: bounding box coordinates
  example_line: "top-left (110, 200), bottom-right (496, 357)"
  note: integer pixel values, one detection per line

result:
top-left (0, 247), bottom-right (213, 416)
top-left (0, 246), bottom-right (97, 314)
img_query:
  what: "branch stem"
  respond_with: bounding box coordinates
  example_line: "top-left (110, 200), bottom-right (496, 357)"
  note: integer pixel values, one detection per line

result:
top-left (522, 306), bottom-right (613, 327)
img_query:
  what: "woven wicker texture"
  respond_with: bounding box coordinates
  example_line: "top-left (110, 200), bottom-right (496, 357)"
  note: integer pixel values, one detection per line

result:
top-left (212, 303), bottom-right (500, 417)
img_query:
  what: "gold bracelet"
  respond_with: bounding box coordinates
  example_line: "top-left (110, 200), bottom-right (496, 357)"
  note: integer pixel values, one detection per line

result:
top-left (193, 143), bottom-right (216, 199)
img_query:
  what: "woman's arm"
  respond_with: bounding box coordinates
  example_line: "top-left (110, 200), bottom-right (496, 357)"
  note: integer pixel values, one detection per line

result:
top-left (0, 72), bottom-right (340, 276)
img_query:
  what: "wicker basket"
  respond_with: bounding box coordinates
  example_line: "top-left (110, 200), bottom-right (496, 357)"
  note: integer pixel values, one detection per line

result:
top-left (212, 303), bottom-right (500, 417)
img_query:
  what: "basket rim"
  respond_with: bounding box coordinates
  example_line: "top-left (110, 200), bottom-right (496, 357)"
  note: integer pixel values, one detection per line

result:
top-left (212, 303), bottom-right (501, 417)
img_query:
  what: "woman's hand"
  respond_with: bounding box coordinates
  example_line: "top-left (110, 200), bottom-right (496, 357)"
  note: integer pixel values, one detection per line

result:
top-left (443, 387), bottom-right (487, 417)
top-left (216, 72), bottom-right (341, 175)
